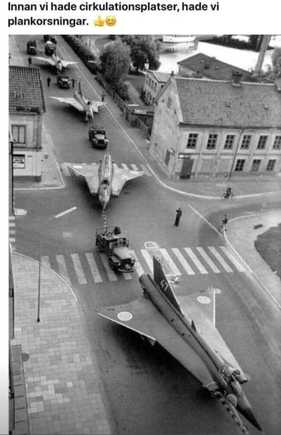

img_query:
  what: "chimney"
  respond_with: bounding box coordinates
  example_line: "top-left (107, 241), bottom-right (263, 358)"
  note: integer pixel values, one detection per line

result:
top-left (231, 71), bottom-right (243, 87)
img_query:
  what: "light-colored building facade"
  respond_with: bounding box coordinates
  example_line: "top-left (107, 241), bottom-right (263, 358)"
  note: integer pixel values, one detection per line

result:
top-left (9, 66), bottom-right (45, 180)
top-left (143, 70), bottom-right (170, 105)
top-left (150, 76), bottom-right (281, 178)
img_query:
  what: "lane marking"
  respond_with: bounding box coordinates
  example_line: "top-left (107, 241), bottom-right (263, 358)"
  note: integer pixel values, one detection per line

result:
top-left (220, 246), bottom-right (246, 272)
top-left (56, 254), bottom-right (71, 283)
top-left (159, 249), bottom-right (181, 276)
top-left (99, 254), bottom-right (118, 282)
top-left (208, 247), bottom-right (233, 273)
top-left (54, 206), bottom-right (77, 219)
top-left (172, 248), bottom-right (195, 275)
top-left (85, 252), bottom-right (103, 284)
top-left (140, 249), bottom-right (153, 272)
top-left (71, 253), bottom-right (87, 285)
top-left (184, 248), bottom-right (208, 274)
top-left (196, 247), bottom-right (220, 274)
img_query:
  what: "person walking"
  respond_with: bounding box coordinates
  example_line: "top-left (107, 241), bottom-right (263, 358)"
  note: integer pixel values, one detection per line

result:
top-left (28, 56), bottom-right (32, 66)
top-left (174, 207), bottom-right (182, 227)
top-left (47, 77), bottom-right (51, 87)
top-left (220, 214), bottom-right (228, 232)
top-left (71, 78), bottom-right (75, 89)
top-left (101, 92), bottom-right (105, 102)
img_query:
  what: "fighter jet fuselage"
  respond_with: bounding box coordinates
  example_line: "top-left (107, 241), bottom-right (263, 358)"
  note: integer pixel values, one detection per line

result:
top-left (97, 153), bottom-right (113, 210)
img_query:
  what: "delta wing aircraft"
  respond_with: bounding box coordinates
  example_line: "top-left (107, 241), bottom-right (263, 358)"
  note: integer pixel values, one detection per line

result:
top-left (67, 152), bottom-right (144, 210)
top-left (50, 81), bottom-right (105, 121)
top-left (33, 53), bottom-right (78, 73)
top-left (98, 257), bottom-right (262, 433)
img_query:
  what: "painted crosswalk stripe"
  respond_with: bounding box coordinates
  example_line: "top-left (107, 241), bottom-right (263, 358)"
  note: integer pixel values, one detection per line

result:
top-left (184, 248), bottom-right (208, 274)
top-left (131, 251), bottom-right (145, 276)
top-left (196, 247), bottom-right (220, 273)
top-left (85, 252), bottom-right (103, 283)
top-left (56, 255), bottom-right (71, 283)
top-left (159, 249), bottom-right (181, 276)
top-left (208, 247), bottom-right (233, 273)
top-left (41, 256), bottom-right (51, 269)
top-left (99, 254), bottom-right (118, 282)
top-left (71, 253), bottom-right (87, 284)
top-left (141, 249), bottom-right (153, 272)
top-left (130, 164), bottom-right (138, 171)
top-left (172, 248), bottom-right (195, 275)
top-left (220, 246), bottom-right (246, 272)
top-left (140, 164), bottom-right (151, 176)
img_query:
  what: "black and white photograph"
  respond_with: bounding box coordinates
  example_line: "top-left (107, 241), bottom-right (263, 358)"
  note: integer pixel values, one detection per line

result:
top-left (8, 34), bottom-right (281, 435)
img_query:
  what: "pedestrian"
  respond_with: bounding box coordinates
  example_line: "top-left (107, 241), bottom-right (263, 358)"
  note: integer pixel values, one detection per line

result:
top-left (71, 78), bottom-right (75, 89)
top-left (28, 56), bottom-right (32, 66)
top-left (174, 207), bottom-right (182, 227)
top-left (101, 92), bottom-right (105, 102)
top-left (220, 214), bottom-right (228, 232)
top-left (47, 77), bottom-right (51, 87)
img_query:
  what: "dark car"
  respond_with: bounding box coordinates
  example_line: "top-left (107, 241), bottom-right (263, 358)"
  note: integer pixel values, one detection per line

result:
top-left (57, 75), bottom-right (72, 89)
top-left (88, 127), bottom-right (109, 149)
top-left (26, 40), bottom-right (37, 55)
top-left (45, 40), bottom-right (56, 56)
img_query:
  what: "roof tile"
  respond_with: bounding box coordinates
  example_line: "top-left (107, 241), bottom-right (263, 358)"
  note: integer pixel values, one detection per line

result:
top-left (9, 66), bottom-right (45, 113)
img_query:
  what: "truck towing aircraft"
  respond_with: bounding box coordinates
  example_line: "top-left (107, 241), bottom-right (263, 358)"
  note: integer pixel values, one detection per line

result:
top-left (98, 257), bottom-right (262, 433)
top-left (67, 152), bottom-right (144, 210)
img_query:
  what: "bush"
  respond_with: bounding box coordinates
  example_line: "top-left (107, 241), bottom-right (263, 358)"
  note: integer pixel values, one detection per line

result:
top-left (114, 81), bottom-right (129, 101)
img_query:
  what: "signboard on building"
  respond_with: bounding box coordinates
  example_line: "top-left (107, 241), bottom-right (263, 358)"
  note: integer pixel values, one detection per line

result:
top-left (13, 154), bottom-right (25, 169)
top-left (178, 153), bottom-right (191, 159)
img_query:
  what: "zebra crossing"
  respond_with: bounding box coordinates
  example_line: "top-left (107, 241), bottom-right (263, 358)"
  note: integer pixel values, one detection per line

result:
top-left (9, 215), bottom-right (16, 247)
top-left (39, 245), bottom-right (246, 286)
top-left (61, 162), bottom-right (151, 177)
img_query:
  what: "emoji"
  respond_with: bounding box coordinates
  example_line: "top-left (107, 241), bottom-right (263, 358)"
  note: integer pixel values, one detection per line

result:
top-left (94, 16), bottom-right (105, 27)
top-left (105, 16), bottom-right (117, 26)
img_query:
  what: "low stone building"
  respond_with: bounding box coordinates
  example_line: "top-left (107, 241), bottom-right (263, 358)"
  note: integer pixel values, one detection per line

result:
top-left (143, 70), bottom-right (170, 105)
top-left (9, 66), bottom-right (45, 181)
top-left (150, 76), bottom-right (281, 179)
top-left (177, 53), bottom-right (252, 81)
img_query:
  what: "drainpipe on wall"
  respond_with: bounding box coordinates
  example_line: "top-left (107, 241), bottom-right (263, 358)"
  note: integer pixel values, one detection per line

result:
top-left (228, 129), bottom-right (244, 180)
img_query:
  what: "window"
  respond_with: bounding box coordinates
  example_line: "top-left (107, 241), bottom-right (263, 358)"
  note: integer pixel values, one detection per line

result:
top-left (224, 134), bottom-right (235, 149)
top-left (186, 133), bottom-right (198, 149)
top-left (241, 135), bottom-right (251, 149)
top-left (251, 159), bottom-right (261, 172)
top-left (235, 159), bottom-right (245, 172)
top-left (257, 135), bottom-right (268, 149)
top-left (266, 160), bottom-right (276, 171)
top-left (273, 136), bottom-right (281, 150)
top-left (206, 134), bottom-right (218, 149)
top-left (11, 125), bottom-right (26, 145)
top-left (13, 154), bottom-right (25, 169)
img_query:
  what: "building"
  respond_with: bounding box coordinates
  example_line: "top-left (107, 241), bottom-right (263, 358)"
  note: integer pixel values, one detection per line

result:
top-left (177, 53), bottom-right (252, 81)
top-left (143, 70), bottom-right (170, 105)
top-left (150, 76), bottom-right (281, 179)
top-left (9, 66), bottom-right (45, 180)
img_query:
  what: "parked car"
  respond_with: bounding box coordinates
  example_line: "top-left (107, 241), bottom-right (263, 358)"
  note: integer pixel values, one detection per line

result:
top-left (26, 40), bottom-right (37, 55)
top-left (57, 75), bottom-right (72, 89)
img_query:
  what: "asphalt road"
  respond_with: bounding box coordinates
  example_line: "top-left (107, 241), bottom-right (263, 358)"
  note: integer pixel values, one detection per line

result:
top-left (14, 36), bottom-right (281, 435)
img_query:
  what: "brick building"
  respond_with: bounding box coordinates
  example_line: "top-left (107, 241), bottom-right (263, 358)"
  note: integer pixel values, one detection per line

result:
top-left (150, 76), bottom-right (281, 179)
top-left (9, 66), bottom-right (45, 180)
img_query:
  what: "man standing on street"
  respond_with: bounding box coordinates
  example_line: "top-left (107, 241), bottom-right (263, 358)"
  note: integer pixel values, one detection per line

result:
top-left (47, 77), bottom-right (51, 87)
top-left (174, 207), bottom-right (182, 227)
top-left (72, 78), bottom-right (75, 89)
top-left (28, 56), bottom-right (32, 66)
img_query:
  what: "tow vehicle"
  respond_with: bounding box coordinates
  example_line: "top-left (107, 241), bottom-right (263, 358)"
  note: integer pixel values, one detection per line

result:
top-left (26, 40), bottom-right (37, 55)
top-left (45, 40), bottom-right (56, 56)
top-left (96, 226), bottom-right (135, 273)
top-left (57, 75), bottom-right (72, 89)
top-left (88, 127), bottom-right (109, 149)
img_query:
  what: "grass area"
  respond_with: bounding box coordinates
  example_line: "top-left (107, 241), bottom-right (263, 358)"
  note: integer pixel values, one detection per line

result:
top-left (255, 223), bottom-right (281, 280)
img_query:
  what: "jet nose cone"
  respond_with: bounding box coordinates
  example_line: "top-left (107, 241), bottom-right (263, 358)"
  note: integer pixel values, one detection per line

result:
top-left (237, 396), bottom-right (262, 431)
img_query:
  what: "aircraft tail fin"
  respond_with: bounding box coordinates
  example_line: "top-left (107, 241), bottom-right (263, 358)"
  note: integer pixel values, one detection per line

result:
top-left (153, 257), bottom-right (182, 313)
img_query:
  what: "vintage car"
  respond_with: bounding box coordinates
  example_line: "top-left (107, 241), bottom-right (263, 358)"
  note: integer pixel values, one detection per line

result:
top-left (57, 75), bottom-right (72, 89)
top-left (88, 127), bottom-right (109, 149)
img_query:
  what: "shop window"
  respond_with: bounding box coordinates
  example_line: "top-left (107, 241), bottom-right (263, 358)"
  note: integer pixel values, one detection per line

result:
top-left (11, 125), bottom-right (26, 145)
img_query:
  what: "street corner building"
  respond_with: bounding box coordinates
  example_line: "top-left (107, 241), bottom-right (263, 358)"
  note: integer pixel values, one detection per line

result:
top-left (9, 66), bottom-right (46, 181)
top-left (149, 75), bottom-right (281, 179)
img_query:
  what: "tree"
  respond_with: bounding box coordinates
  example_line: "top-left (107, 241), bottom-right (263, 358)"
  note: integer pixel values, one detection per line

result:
top-left (100, 39), bottom-right (131, 86)
top-left (122, 36), bottom-right (160, 72)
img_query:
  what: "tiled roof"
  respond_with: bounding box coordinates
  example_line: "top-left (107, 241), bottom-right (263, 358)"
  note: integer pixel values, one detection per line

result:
top-left (9, 66), bottom-right (45, 113)
top-left (175, 77), bottom-right (281, 128)
top-left (177, 53), bottom-right (251, 81)
top-left (148, 70), bottom-right (170, 83)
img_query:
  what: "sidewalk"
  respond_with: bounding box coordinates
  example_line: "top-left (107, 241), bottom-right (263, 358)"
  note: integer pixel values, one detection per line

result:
top-left (226, 209), bottom-right (281, 306)
top-left (11, 252), bottom-right (112, 435)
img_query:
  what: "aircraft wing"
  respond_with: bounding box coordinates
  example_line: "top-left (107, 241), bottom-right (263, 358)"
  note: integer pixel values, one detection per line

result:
top-left (177, 293), bottom-right (247, 379)
top-left (33, 56), bottom-right (55, 66)
top-left (49, 97), bottom-right (84, 113)
top-left (61, 60), bottom-right (78, 68)
top-left (98, 298), bottom-right (216, 389)
top-left (111, 164), bottom-right (144, 196)
top-left (67, 163), bottom-right (99, 194)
